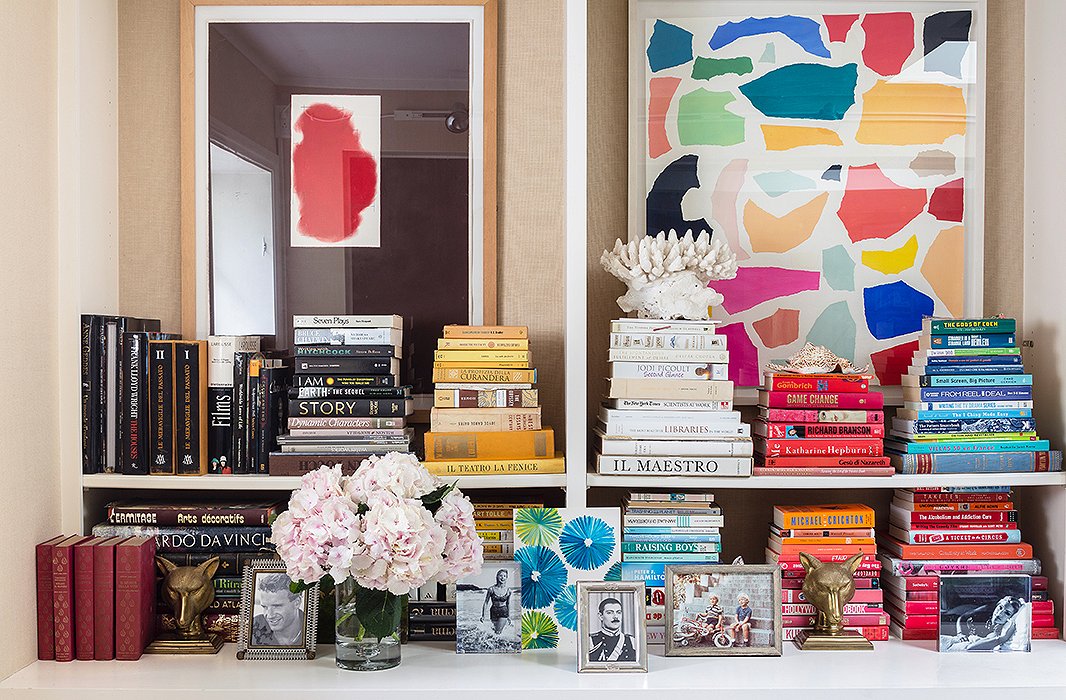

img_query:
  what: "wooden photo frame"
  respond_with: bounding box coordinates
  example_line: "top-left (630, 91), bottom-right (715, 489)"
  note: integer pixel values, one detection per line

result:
top-left (236, 559), bottom-right (320, 660)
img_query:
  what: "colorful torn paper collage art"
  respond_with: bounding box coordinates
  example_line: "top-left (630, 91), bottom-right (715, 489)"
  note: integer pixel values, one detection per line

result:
top-left (513, 508), bottom-right (620, 650)
top-left (636, 8), bottom-right (980, 386)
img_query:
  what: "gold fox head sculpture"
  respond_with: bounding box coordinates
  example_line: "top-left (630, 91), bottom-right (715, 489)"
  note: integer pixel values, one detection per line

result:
top-left (157, 556), bottom-right (220, 638)
top-left (799, 551), bottom-right (864, 635)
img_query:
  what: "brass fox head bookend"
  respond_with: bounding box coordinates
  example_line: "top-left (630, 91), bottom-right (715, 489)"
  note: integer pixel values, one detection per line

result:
top-left (157, 556), bottom-right (219, 637)
top-left (799, 551), bottom-right (863, 635)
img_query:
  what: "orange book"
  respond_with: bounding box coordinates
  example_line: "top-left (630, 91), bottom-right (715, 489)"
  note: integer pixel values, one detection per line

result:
top-left (772, 504), bottom-right (875, 529)
top-left (442, 325), bottom-right (529, 339)
top-left (424, 428), bottom-right (554, 461)
top-left (880, 537), bottom-right (1033, 560)
top-left (768, 542), bottom-right (873, 557)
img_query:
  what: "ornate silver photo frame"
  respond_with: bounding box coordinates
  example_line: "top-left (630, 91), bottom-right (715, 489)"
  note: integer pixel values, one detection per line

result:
top-left (576, 580), bottom-right (648, 673)
top-left (236, 558), bottom-right (320, 660)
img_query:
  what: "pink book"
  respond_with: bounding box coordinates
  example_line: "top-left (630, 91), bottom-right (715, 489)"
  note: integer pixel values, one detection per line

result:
top-left (754, 466), bottom-right (895, 477)
top-left (760, 390), bottom-right (884, 410)
top-left (781, 587), bottom-right (883, 604)
top-left (35, 535), bottom-right (67, 660)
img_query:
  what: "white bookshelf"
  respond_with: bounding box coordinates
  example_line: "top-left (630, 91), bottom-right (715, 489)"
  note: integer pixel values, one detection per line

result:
top-left (81, 473), bottom-right (568, 491)
top-left (6, 641), bottom-right (1066, 699)
top-left (586, 472), bottom-right (1066, 490)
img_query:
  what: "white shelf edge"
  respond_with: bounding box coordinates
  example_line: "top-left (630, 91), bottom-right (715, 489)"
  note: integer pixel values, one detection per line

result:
top-left (587, 472), bottom-right (1066, 489)
top-left (82, 474), bottom-right (568, 491)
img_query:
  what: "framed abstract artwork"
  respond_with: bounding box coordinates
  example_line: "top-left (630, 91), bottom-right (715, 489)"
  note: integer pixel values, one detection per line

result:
top-left (629, 1), bottom-right (986, 388)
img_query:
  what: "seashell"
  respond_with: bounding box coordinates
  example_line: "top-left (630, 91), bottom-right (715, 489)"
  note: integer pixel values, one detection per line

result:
top-left (766, 343), bottom-right (871, 375)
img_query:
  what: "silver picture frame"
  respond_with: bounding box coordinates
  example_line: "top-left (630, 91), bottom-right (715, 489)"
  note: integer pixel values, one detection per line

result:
top-left (236, 558), bottom-right (320, 660)
top-left (664, 564), bottom-right (782, 657)
top-left (576, 580), bottom-right (648, 673)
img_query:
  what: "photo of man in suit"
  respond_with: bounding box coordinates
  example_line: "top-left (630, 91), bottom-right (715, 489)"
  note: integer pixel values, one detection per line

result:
top-left (588, 596), bottom-right (638, 662)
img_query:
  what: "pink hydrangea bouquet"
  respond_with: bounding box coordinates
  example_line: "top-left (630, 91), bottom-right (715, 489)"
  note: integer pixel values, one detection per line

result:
top-left (271, 453), bottom-right (483, 639)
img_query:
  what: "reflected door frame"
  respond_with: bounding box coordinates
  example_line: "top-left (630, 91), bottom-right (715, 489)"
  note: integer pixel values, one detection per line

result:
top-left (208, 118), bottom-right (289, 345)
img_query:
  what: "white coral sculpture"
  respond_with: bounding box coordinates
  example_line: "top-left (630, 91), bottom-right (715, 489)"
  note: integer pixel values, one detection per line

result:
top-left (600, 230), bottom-right (739, 320)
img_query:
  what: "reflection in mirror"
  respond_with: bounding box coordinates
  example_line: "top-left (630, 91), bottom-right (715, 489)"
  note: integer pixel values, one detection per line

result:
top-left (206, 19), bottom-right (476, 394)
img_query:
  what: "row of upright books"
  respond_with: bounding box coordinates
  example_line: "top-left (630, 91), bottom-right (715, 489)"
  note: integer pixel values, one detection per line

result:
top-left (269, 315), bottom-right (413, 476)
top-left (594, 318), bottom-right (753, 478)
top-left (423, 325), bottom-right (563, 477)
top-left (888, 317), bottom-right (1062, 474)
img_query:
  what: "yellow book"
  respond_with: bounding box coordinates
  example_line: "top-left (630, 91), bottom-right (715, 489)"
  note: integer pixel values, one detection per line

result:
top-left (422, 454), bottom-right (566, 476)
top-left (438, 338), bottom-right (529, 350)
top-left (474, 519), bottom-right (515, 530)
top-left (425, 428), bottom-right (554, 460)
top-left (476, 531), bottom-right (512, 542)
top-left (443, 325), bottom-right (529, 339)
top-left (483, 543), bottom-right (514, 555)
top-left (432, 361), bottom-right (531, 369)
top-left (433, 367), bottom-right (538, 383)
top-left (433, 350), bottom-right (531, 362)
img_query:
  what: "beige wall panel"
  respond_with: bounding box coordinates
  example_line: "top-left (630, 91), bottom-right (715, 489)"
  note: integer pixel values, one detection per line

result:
top-left (0, 0), bottom-right (61, 679)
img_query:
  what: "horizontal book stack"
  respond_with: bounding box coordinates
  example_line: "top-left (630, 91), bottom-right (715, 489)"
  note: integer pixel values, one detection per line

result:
top-left (407, 599), bottom-right (457, 643)
top-left (754, 373), bottom-right (889, 477)
top-left (270, 315), bottom-right (412, 476)
top-left (880, 487), bottom-right (1056, 640)
top-left (475, 501), bottom-right (541, 562)
top-left (620, 491), bottom-right (724, 644)
top-left (93, 501), bottom-right (280, 643)
top-left (594, 318), bottom-right (752, 478)
top-left (767, 504), bottom-right (888, 642)
top-left (424, 325), bottom-right (563, 477)
top-left (890, 317), bottom-right (1063, 474)
top-left (36, 534), bottom-right (156, 661)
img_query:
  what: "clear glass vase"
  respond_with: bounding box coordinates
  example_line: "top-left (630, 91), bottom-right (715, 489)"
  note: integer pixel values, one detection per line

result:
top-left (334, 578), bottom-right (403, 670)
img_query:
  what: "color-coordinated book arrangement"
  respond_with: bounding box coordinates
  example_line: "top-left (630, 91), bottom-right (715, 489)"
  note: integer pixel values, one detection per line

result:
top-left (36, 534), bottom-right (156, 661)
top-left (475, 501), bottom-right (541, 562)
top-left (594, 318), bottom-right (752, 477)
top-left (754, 372), bottom-right (889, 477)
top-left (767, 504), bottom-right (888, 642)
top-left (424, 325), bottom-right (564, 477)
top-left (889, 317), bottom-right (1062, 474)
top-left (620, 491), bottom-right (724, 650)
top-left (269, 315), bottom-right (412, 476)
top-left (92, 501), bottom-right (280, 643)
top-left (880, 487), bottom-right (1057, 641)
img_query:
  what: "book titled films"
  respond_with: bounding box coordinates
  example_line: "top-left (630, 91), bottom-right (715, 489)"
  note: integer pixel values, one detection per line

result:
top-left (422, 455), bottom-right (565, 476)
top-left (433, 367), bottom-right (537, 384)
top-left (293, 327), bottom-right (403, 346)
top-left (754, 422), bottom-right (884, 439)
top-left (888, 526), bottom-right (1022, 545)
top-left (608, 348), bottom-right (729, 364)
top-left (429, 407), bottom-right (541, 432)
top-left (756, 437), bottom-right (883, 457)
top-left (764, 374), bottom-right (871, 393)
top-left (611, 361), bottom-right (727, 381)
top-left (149, 340), bottom-right (175, 474)
top-left (595, 455), bottom-right (753, 477)
top-left (434, 388), bottom-right (538, 408)
top-left (607, 398), bottom-right (733, 411)
top-left (424, 429), bottom-right (554, 460)
top-left (91, 524), bottom-right (274, 554)
top-left (596, 433), bottom-right (753, 457)
top-left (759, 390), bottom-right (884, 410)
top-left (288, 398), bottom-right (411, 418)
top-left (759, 408), bottom-right (884, 424)
top-left (610, 332), bottom-right (726, 350)
top-left (608, 378), bottom-right (733, 402)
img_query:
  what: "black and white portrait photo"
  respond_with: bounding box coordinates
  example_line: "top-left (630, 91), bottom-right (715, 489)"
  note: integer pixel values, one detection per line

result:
top-left (456, 561), bottom-right (521, 654)
top-left (577, 581), bottom-right (647, 672)
top-left (237, 560), bottom-right (319, 660)
top-left (939, 575), bottom-right (1032, 653)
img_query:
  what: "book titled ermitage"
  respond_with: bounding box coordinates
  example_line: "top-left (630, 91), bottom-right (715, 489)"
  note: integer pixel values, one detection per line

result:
top-left (938, 575), bottom-right (1031, 652)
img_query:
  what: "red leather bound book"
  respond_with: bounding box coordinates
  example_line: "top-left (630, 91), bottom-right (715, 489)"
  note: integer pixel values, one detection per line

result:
top-left (52, 535), bottom-right (89, 662)
top-left (115, 536), bottom-right (157, 660)
top-left (74, 537), bottom-right (102, 660)
top-left (35, 535), bottom-right (67, 660)
top-left (93, 536), bottom-right (126, 660)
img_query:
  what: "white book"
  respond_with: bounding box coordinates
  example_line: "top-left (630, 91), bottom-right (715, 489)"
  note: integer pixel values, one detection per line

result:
top-left (610, 332), bottom-right (726, 350)
top-left (597, 419), bottom-right (750, 441)
top-left (599, 407), bottom-right (741, 423)
top-left (607, 398), bottom-right (734, 411)
top-left (207, 336), bottom-right (262, 388)
top-left (609, 348), bottom-right (729, 363)
top-left (610, 361), bottom-right (728, 381)
top-left (611, 318), bottom-right (721, 334)
top-left (293, 314), bottom-right (403, 329)
top-left (293, 327), bottom-right (403, 346)
top-left (594, 430), bottom-right (754, 457)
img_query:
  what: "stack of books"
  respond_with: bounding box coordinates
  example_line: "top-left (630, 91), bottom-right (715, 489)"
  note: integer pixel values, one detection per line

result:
top-left (754, 373), bottom-right (889, 477)
top-left (35, 534), bottom-right (156, 661)
top-left (880, 487), bottom-right (1056, 640)
top-left (620, 491), bottom-right (724, 644)
top-left (767, 504), bottom-right (888, 642)
top-left (890, 317), bottom-right (1062, 474)
top-left (270, 315), bottom-right (412, 476)
top-left (475, 501), bottom-right (541, 562)
top-left (92, 501), bottom-right (279, 643)
top-left (594, 318), bottom-right (752, 478)
top-left (423, 325), bottom-right (563, 477)
top-left (206, 335), bottom-right (263, 474)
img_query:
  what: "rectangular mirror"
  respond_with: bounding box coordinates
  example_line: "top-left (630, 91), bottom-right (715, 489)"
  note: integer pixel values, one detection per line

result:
top-left (182, 0), bottom-right (497, 393)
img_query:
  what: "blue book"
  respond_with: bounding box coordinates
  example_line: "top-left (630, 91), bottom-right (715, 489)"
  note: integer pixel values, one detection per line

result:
top-left (622, 532), bottom-right (722, 543)
top-left (622, 552), bottom-right (723, 563)
top-left (907, 387), bottom-right (1032, 401)
top-left (929, 334), bottom-right (1017, 348)
top-left (913, 375), bottom-right (1033, 387)
top-left (925, 355), bottom-right (1022, 366)
top-left (620, 561), bottom-right (719, 585)
top-left (900, 409), bottom-right (1033, 420)
top-left (891, 450), bottom-right (1061, 474)
top-left (621, 542), bottom-right (721, 553)
top-left (902, 418), bottom-right (1036, 434)
top-left (623, 527), bottom-right (721, 535)
top-left (885, 439), bottom-right (1051, 454)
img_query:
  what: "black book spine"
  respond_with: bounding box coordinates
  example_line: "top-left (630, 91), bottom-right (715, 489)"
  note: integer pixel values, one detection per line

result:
top-left (287, 398), bottom-right (409, 418)
top-left (96, 315), bottom-right (108, 471)
top-left (175, 342), bottom-right (201, 475)
top-left (207, 387), bottom-right (233, 474)
top-left (246, 358), bottom-right (262, 474)
top-left (292, 374), bottom-right (395, 388)
top-left (231, 352), bottom-right (249, 475)
top-left (121, 333), bottom-right (150, 474)
top-left (81, 314), bottom-right (98, 474)
top-left (149, 341), bottom-right (175, 474)
top-left (90, 525), bottom-right (274, 554)
top-left (294, 357), bottom-right (395, 374)
top-left (255, 366), bottom-right (272, 475)
top-left (295, 345), bottom-right (396, 357)
top-left (287, 386), bottom-right (410, 399)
